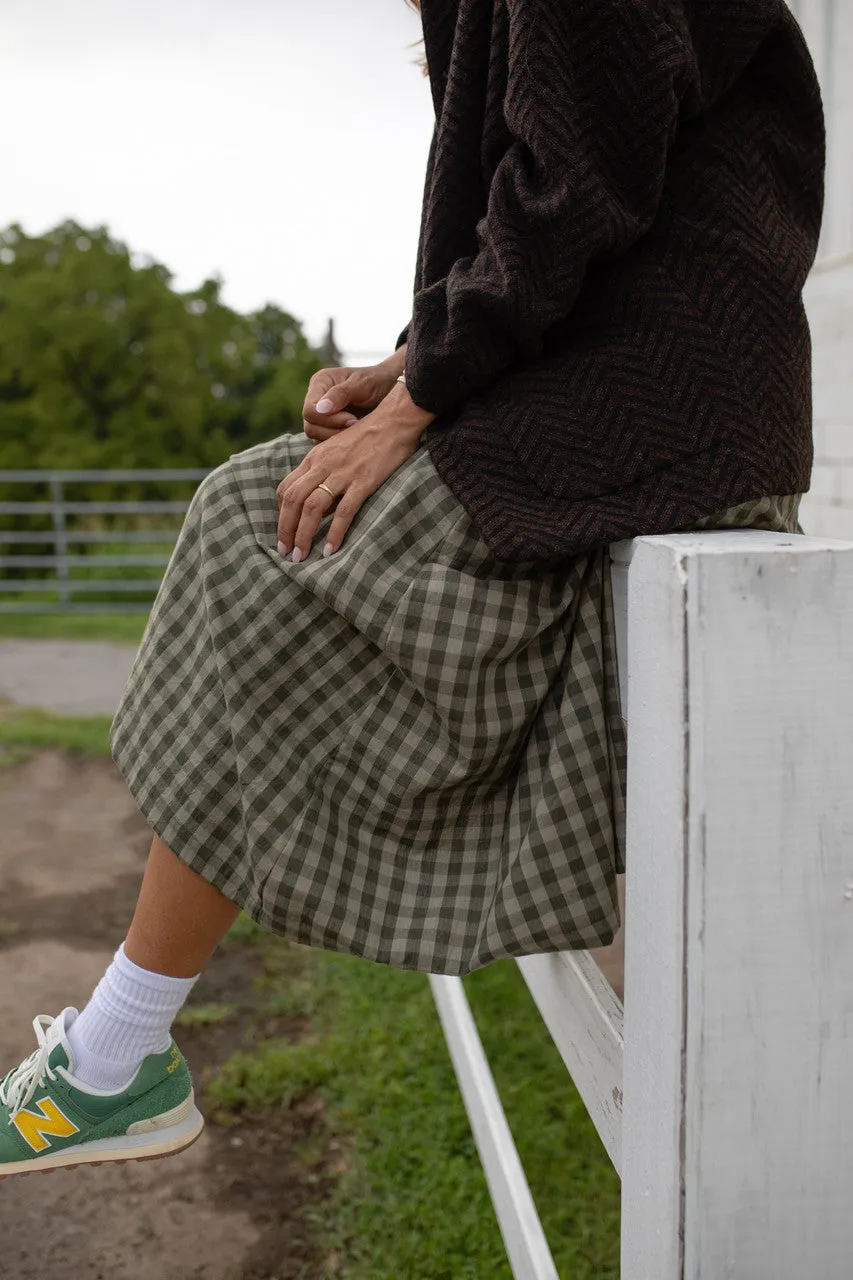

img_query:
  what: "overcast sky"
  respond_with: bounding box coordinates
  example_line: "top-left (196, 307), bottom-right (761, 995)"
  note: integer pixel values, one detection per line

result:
top-left (1, 0), bottom-right (435, 363)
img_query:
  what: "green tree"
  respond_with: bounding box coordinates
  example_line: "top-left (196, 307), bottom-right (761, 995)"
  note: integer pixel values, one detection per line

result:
top-left (0, 219), bottom-right (323, 472)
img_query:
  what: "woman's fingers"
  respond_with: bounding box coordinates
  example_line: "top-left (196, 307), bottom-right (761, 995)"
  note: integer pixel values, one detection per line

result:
top-left (304, 408), bottom-right (359, 439)
top-left (276, 452), bottom-right (311, 503)
top-left (324, 488), bottom-right (366, 557)
top-left (302, 370), bottom-right (360, 436)
top-left (275, 413), bottom-right (424, 561)
top-left (292, 480), bottom-right (342, 561)
top-left (276, 470), bottom-right (337, 558)
top-left (303, 420), bottom-right (344, 443)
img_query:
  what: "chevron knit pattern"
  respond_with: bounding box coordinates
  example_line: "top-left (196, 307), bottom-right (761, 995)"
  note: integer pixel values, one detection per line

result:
top-left (395, 0), bottom-right (826, 562)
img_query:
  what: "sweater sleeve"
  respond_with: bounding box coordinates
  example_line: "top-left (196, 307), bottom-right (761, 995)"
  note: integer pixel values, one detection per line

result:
top-left (404, 0), bottom-right (695, 418)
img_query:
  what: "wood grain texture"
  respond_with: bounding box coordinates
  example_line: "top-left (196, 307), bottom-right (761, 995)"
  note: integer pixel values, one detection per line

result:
top-left (517, 951), bottom-right (624, 1172)
top-left (621, 531), bottom-right (853, 1279)
top-left (618, 536), bottom-right (690, 1280)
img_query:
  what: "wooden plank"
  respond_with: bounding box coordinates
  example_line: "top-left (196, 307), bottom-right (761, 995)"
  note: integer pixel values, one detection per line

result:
top-left (517, 951), bottom-right (624, 1173)
top-left (618, 534), bottom-right (690, 1280)
top-left (620, 530), bottom-right (853, 1279)
top-left (429, 976), bottom-right (559, 1280)
top-left (683, 532), bottom-right (853, 1275)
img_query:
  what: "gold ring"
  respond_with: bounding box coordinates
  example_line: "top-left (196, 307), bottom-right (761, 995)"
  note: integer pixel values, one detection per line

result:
top-left (317, 482), bottom-right (337, 500)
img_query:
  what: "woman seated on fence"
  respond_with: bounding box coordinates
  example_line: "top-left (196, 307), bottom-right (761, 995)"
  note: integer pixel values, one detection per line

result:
top-left (0, 0), bottom-right (824, 1176)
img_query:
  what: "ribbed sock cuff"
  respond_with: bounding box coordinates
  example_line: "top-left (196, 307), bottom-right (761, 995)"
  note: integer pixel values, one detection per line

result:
top-left (68, 941), bottom-right (201, 1083)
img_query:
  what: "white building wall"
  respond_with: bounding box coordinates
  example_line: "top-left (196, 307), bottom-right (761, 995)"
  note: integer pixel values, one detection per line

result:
top-left (801, 261), bottom-right (853, 538)
top-left (789, 0), bottom-right (853, 261)
top-left (791, 0), bottom-right (853, 539)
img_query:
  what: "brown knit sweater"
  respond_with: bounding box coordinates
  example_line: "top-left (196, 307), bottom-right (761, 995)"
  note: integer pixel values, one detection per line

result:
top-left (395, 0), bottom-right (825, 562)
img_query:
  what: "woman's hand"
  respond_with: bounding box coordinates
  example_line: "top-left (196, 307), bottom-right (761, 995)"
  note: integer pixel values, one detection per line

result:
top-left (302, 353), bottom-right (407, 443)
top-left (277, 383), bottom-right (436, 561)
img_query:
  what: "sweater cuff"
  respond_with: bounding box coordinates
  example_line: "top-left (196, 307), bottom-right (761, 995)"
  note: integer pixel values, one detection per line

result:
top-left (395, 323), bottom-right (410, 352)
top-left (403, 282), bottom-right (520, 417)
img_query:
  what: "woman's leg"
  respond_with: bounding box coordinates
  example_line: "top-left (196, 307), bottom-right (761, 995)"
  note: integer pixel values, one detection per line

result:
top-left (125, 835), bottom-right (242, 977)
top-left (62, 836), bottom-right (241, 1091)
top-left (0, 836), bottom-right (238, 1176)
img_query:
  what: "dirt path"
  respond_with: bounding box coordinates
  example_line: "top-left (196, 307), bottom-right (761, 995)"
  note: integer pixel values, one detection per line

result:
top-left (0, 751), bottom-right (334, 1280)
top-left (0, 639), bottom-right (137, 715)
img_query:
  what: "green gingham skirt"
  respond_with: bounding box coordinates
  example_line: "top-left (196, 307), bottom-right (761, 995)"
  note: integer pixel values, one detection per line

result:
top-left (110, 432), bottom-right (802, 976)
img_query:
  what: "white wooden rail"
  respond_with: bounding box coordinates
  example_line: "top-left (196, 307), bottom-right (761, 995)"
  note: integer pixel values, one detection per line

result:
top-left (430, 529), bottom-right (853, 1278)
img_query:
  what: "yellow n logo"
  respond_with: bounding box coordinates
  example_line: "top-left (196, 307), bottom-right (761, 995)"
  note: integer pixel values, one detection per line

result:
top-left (13, 1098), bottom-right (79, 1152)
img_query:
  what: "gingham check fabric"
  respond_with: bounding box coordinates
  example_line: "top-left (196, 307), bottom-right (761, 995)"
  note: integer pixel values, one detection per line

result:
top-left (110, 433), bottom-right (801, 976)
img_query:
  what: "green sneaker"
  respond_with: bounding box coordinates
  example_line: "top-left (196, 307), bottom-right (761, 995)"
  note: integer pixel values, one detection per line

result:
top-left (0, 1008), bottom-right (204, 1177)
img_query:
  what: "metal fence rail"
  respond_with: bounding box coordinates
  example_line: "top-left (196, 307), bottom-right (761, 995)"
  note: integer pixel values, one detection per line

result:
top-left (0, 469), bottom-right (211, 613)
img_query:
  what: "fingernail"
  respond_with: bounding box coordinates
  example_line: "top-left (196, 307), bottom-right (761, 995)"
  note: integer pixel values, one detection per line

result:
top-left (323, 542), bottom-right (334, 557)
top-left (316, 398), bottom-right (334, 414)
top-left (277, 541), bottom-right (288, 556)
top-left (291, 547), bottom-right (303, 563)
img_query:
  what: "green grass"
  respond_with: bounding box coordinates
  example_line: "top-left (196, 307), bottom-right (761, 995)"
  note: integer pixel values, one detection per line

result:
top-left (175, 1002), bottom-right (238, 1029)
top-left (0, 612), bottom-right (147, 644)
top-left (209, 939), bottom-right (621, 1279)
top-left (225, 912), bottom-right (270, 944)
top-left (0, 705), bottom-right (112, 759)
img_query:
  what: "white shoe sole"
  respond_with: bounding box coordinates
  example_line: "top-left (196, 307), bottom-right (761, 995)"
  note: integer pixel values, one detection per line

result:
top-left (0, 1091), bottom-right (205, 1177)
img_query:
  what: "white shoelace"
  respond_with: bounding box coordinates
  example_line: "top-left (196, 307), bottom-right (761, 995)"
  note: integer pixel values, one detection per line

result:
top-left (0, 1014), bottom-right (63, 1122)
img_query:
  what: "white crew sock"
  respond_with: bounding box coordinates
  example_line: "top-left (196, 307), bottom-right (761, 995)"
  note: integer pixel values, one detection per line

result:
top-left (65, 941), bottom-right (200, 1092)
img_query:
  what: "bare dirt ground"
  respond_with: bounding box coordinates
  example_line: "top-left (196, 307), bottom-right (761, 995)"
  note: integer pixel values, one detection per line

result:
top-left (0, 751), bottom-right (335, 1280)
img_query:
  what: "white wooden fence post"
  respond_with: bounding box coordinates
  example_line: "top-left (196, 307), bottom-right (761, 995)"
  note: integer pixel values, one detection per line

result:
top-left (619, 531), bottom-right (853, 1279)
